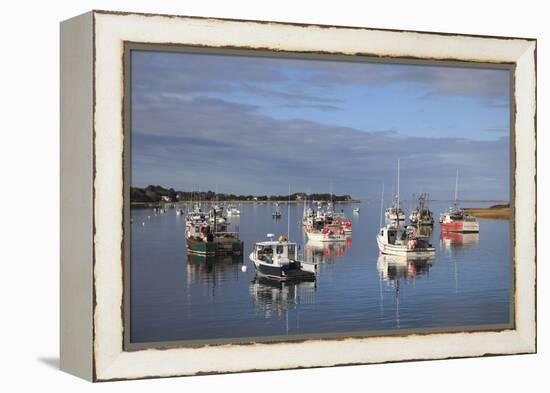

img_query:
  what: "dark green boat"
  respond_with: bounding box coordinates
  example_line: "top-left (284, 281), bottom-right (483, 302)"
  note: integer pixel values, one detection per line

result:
top-left (185, 207), bottom-right (243, 257)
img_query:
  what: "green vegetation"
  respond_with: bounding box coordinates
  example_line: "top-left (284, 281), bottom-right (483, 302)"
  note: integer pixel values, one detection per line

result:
top-left (130, 185), bottom-right (356, 204)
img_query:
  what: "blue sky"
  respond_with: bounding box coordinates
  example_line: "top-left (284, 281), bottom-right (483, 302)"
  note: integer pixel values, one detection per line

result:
top-left (131, 50), bottom-right (510, 201)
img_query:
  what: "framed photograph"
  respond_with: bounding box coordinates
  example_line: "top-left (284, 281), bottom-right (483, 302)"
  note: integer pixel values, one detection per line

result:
top-left (60, 10), bottom-right (536, 381)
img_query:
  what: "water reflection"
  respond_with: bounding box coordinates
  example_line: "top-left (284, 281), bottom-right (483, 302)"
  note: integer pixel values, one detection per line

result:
top-left (439, 231), bottom-right (480, 250)
top-left (377, 254), bottom-right (435, 283)
top-left (377, 253), bottom-right (435, 328)
top-left (249, 275), bottom-right (316, 320)
top-left (186, 254), bottom-right (243, 289)
top-left (130, 201), bottom-right (510, 342)
top-left (304, 239), bottom-right (350, 264)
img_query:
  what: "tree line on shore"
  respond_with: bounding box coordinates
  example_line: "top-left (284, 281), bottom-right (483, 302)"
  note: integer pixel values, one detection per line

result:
top-left (131, 185), bottom-right (355, 203)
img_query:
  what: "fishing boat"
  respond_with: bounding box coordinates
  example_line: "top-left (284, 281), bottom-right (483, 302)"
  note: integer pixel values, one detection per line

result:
top-left (377, 161), bottom-right (436, 257)
top-left (409, 193), bottom-right (434, 225)
top-left (272, 205), bottom-right (281, 218)
top-left (302, 207), bottom-right (315, 226)
top-left (385, 196), bottom-right (405, 222)
top-left (377, 224), bottom-right (435, 257)
top-left (226, 205), bottom-right (240, 217)
top-left (249, 234), bottom-right (317, 280)
top-left (185, 207), bottom-right (243, 256)
top-left (439, 170), bottom-right (479, 233)
top-left (440, 209), bottom-right (479, 232)
top-left (305, 225), bottom-right (346, 242)
top-left (384, 195), bottom-right (404, 223)
top-left (329, 212), bottom-right (352, 235)
top-left (208, 204), bottom-right (227, 225)
top-left (185, 205), bottom-right (207, 226)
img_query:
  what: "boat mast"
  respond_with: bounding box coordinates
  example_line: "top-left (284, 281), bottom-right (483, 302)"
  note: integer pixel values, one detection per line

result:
top-left (287, 184), bottom-right (291, 238)
top-left (379, 183), bottom-right (385, 228)
top-left (454, 168), bottom-right (459, 206)
top-left (396, 159), bottom-right (400, 221)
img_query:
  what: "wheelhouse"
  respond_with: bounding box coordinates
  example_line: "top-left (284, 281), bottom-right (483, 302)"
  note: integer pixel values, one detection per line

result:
top-left (253, 240), bottom-right (296, 266)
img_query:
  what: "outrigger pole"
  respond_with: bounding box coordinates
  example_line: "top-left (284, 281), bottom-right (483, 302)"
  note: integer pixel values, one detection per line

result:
top-left (287, 184), bottom-right (291, 239)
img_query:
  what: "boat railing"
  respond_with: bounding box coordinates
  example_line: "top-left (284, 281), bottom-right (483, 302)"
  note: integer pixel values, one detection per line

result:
top-left (213, 231), bottom-right (240, 238)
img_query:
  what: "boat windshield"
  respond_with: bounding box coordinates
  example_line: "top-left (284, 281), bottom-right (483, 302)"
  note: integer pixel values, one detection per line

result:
top-left (257, 245), bottom-right (274, 264)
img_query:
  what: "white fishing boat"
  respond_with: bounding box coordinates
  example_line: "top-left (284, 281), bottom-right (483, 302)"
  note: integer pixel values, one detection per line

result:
top-left (329, 212), bottom-right (352, 235)
top-left (226, 205), bottom-right (240, 216)
top-left (377, 160), bottom-right (436, 257)
top-left (377, 225), bottom-right (435, 257)
top-left (208, 205), bottom-right (228, 225)
top-left (384, 198), bottom-right (405, 222)
top-left (302, 207), bottom-right (315, 226)
top-left (249, 234), bottom-right (317, 281)
top-left (305, 226), bottom-right (346, 242)
top-left (185, 205), bottom-right (207, 226)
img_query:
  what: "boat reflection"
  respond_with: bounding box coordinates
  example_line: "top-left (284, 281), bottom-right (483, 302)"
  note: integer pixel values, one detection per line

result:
top-left (439, 231), bottom-right (479, 250)
top-left (249, 275), bottom-right (316, 319)
top-left (376, 253), bottom-right (435, 328)
top-left (304, 239), bottom-right (350, 264)
top-left (377, 253), bottom-right (435, 284)
top-left (186, 254), bottom-right (243, 289)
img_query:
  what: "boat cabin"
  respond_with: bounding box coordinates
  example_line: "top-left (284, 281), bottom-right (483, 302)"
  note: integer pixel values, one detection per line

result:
top-left (253, 239), bottom-right (296, 266)
top-left (379, 226), bottom-right (407, 245)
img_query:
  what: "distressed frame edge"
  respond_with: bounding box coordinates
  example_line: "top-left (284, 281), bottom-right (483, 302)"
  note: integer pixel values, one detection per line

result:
top-left (90, 11), bottom-right (537, 381)
top-left (59, 10), bottom-right (95, 381)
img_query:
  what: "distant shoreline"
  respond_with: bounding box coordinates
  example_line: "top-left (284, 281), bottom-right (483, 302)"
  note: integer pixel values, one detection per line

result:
top-left (131, 199), bottom-right (361, 207)
top-left (463, 205), bottom-right (510, 219)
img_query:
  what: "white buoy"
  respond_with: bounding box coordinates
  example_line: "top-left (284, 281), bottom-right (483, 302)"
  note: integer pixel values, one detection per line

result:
top-left (142, 222), bottom-right (145, 226)
top-left (241, 265), bottom-right (247, 273)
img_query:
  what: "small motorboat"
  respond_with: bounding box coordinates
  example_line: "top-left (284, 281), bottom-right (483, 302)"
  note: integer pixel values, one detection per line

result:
top-left (249, 235), bottom-right (317, 281)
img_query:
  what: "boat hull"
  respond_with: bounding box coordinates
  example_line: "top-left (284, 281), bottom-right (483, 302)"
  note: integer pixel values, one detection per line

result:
top-left (440, 220), bottom-right (479, 233)
top-left (187, 237), bottom-right (244, 256)
top-left (306, 231), bottom-right (346, 242)
top-left (376, 235), bottom-right (436, 257)
top-left (249, 254), bottom-right (316, 281)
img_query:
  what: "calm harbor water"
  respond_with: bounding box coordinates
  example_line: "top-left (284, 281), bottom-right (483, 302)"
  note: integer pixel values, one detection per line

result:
top-left (130, 201), bottom-right (511, 344)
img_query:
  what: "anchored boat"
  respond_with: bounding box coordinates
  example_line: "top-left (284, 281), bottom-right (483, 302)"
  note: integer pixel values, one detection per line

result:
top-left (440, 209), bottom-right (479, 233)
top-left (249, 235), bottom-right (317, 280)
top-left (272, 205), bottom-right (281, 218)
top-left (377, 224), bottom-right (435, 257)
top-left (226, 205), bottom-right (241, 216)
top-left (439, 169), bottom-right (479, 233)
top-left (385, 196), bottom-right (405, 222)
top-left (185, 207), bottom-right (243, 256)
top-left (409, 193), bottom-right (434, 226)
top-left (377, 160), bottom-right (435, 258)
top-left (305, 226), bottom-right (346, 242)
